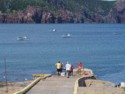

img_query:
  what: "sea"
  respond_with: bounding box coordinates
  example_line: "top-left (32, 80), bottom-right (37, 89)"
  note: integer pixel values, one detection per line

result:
top-left (0, 24), bottom-right (125, 84)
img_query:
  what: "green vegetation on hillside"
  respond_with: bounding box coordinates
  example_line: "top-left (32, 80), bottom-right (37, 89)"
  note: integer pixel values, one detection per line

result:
top-left (0, 0), bottom-right (116, 15)
top-left (0, 0), bottom-right (49, 13)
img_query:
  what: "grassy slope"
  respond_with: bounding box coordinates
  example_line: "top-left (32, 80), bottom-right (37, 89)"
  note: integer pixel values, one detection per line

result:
top-left (0, 0), bottom-right (116, 15)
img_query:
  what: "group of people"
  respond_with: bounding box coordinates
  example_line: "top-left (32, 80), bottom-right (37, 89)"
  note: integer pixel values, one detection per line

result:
top-left (55, 61), bottom-right (83, 78)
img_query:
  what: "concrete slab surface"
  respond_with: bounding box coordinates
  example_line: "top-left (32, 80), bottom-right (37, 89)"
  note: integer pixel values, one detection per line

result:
top-left (26, 75), bottom-right (77, 94)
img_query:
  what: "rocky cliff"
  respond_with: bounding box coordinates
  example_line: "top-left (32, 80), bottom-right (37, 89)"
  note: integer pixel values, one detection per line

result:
top-left (0, 6), bottom-right (106, 23)
top-left (105, 0), bottom-right (125, 23)
top-left (0, 0), bottom-right (125, 23)
top-left (0, 6), bottom-right (75, 23)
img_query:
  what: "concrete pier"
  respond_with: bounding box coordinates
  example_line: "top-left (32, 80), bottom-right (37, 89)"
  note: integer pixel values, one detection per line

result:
top-left (26, 75), bottom-right (78, 94)
top-left (14, 68), bottom-right (125, 94)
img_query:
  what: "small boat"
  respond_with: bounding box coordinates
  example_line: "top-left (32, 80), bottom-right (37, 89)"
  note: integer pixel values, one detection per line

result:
top-left (52, 28), bottom-right (56, 32)
top-left (61, 33), bottom-right (71, 38)
top-left (49, 28), bottom-right (57, 32)
top-left (17, 36), bottom-right (29, 41)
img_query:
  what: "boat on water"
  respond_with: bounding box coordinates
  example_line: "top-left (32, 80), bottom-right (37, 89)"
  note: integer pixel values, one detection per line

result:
top-left (52, 28), bottom-right (56, 32)
top-left (49, 28), bottom-right (57, 32)
top-left (61, 33), bottom-right (71, 38)
top-left (17, 36), bottom-right (29, 41)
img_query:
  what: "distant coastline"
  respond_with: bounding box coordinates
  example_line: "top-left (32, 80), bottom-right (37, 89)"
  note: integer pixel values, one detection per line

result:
top-left (0, 0), bottom-right (125, 23)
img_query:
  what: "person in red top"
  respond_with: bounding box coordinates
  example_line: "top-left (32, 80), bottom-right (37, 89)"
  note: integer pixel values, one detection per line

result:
top-left (78, 62), bottom-right (82, 68)
top-left (77, 62), bottom-right (83, 75)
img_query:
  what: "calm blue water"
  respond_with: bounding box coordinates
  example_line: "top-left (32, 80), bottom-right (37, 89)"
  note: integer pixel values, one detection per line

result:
top-left (0, 24), bottom-right (125, 84)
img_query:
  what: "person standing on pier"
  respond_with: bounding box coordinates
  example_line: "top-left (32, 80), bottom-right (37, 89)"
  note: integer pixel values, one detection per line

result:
top-left (77, 62), bottom-right (83, 75)
top-left (65, 62), bottom-right (71, 78)
top-left (70, 63), bottom-right (74, 76)
top-left (55, 61), bottom-right (62, 76)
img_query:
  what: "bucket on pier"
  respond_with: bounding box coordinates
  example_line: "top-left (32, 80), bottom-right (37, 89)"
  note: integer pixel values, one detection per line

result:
top-left (61, 72), bottom-right (65, 76)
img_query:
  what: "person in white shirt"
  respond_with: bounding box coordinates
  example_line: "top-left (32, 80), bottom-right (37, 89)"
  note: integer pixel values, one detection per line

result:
top-left (65, 62), bottom-right (71, 78)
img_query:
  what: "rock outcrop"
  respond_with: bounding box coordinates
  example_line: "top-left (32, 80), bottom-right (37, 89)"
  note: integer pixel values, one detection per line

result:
top-left (106, 0), bottom-right (125, 23)
top-left (0, 6), bottom-right (105, 23)
top-left (0, 0), bottom-right (125, 23)
top-left (0, 6), bottom-right (77, 23)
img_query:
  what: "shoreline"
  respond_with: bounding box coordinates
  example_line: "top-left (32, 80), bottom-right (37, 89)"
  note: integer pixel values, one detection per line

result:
top-left (0, 69), bottom-right (125, 94)
top-left (0, 80), bottom-right (33, 94)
